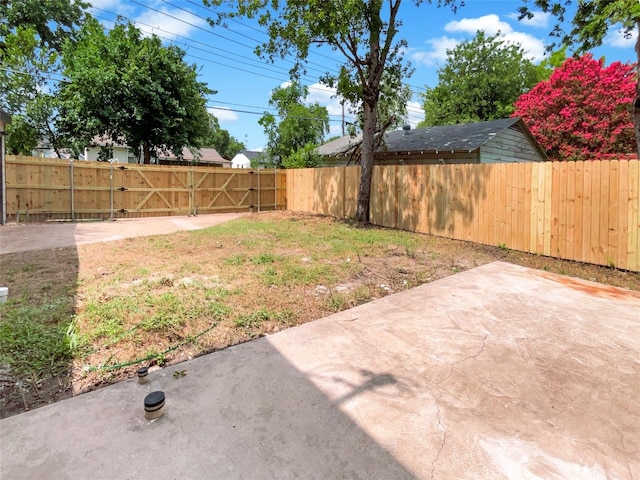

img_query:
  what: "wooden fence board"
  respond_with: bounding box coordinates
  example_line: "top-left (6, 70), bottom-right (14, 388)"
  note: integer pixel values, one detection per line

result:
top-left (598, 161), bottom-right (610, 266)
top-left (572, 162), bottom-right (583, 262)
top-left (590, 161), bottom-right (602, 265)
top-left (503, 164), bottom-right (512, 248)
top-left (529, 163), bottom-right (540, 253)
top-left (616, 160), bottom-right (629, 270)
top-left (628, 160), bottom-right (640, 271)
top-left (542, 162), bottom-right (553, 256)
top-left (523, 162), bottom-right (532, 254)
top-left (550, 162), bottom-right (561, 257)
top-left (607, 161), bottom-right (619, 268)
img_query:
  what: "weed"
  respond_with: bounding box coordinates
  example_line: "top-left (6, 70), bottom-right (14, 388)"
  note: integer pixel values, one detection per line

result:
top-left (224, 254), bottom-right (247, 266)
top-left (326, 294), bottom-right (347, 312)
top-left (498, 243), bottom-right (508, 250)
top-left (0, 300), bottom-right (75, 379)
top-left (141, 293), bottom-right (186, 332)
top-left (252, 253), bottom-right (279, 265)
top-left (234, 308), bottom-right (292, 328)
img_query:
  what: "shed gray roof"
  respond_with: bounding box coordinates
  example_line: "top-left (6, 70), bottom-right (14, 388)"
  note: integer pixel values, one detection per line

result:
top-left (316, 118), bottom-right (547, 160)
top-left (241, 150), bottom-right (263, 160)
top-left (383, 118), bottom-right (522, 153)
top-left (316, 134), bottom-right (363, 157)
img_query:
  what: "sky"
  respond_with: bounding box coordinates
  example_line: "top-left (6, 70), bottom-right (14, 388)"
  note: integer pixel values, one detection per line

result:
top-left (87, 0), bottom-right (636, 152)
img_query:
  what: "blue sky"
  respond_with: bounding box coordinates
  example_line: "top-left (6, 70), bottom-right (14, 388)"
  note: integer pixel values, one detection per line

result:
top-left (87, 0), bottom-right (635, 152)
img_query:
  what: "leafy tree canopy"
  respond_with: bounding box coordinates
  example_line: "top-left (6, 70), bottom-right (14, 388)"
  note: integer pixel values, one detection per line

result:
top-left (419, 31), bottom-right (549, 126)
top-left (58, 19), bottom-right (213, 164)
top-left (1, 0), bottom-right (89, 155)
top-left (206, 0), bottom-right (460, 222)
top-left (281, 143), bottom-right (323, 169)
top-left (0, 0), bottom-right (88, 53)
top-left (258, 82), bottom-right (329, 168)
top-left (513, 54), bottom-right (635, 160)
top-left (202, 113), bottom-right (245, 159)
top-left (520, 0), bottom-right (639, 52)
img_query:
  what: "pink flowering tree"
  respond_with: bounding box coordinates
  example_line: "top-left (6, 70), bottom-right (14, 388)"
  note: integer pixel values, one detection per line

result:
top-left (513, 54), bottom-right (636, 160)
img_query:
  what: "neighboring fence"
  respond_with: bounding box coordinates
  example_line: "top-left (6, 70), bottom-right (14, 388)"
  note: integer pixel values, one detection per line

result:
top-left (286, 160), bottom-right (640, 272)
top-left (4, 156), bottom-right (286, 221)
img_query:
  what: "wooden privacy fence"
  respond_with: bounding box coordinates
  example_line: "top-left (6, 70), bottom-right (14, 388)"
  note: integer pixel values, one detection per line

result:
top-left (4, 156), bottom-right (286, 221)
top-left (286, 160), bottom-right (640, 272)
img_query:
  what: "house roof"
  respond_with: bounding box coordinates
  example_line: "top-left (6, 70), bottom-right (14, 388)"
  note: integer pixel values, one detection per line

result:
top-left (316, 134), bottom-right (363, 157)
top-left (158, 147), bottom-right (231, 165)
top-left (316, 118), bottom-right (546, 160)
top-left (382, 118), bottom-right (525, 153)
top-left (239, 150), bottom-right (263, 160)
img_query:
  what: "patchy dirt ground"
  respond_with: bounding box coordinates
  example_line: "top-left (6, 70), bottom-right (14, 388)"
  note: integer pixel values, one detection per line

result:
top-left (1, 211), bottom-right (638, 418)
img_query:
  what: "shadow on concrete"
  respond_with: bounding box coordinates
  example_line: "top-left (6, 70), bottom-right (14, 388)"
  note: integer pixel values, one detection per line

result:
top-left (0, 334), bottom-right (417, 478)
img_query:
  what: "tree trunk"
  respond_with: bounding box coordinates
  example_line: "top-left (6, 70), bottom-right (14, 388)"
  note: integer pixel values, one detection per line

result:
top-left (356, 100), bottom-right (378, 223)
top-left (635, 22), bottom-right (640, 158)
top-left (143, 143), bottom-right (151, 165)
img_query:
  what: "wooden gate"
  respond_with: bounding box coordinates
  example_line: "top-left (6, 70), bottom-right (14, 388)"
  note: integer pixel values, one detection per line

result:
top-left (4, 156), bottom-right (286, 221)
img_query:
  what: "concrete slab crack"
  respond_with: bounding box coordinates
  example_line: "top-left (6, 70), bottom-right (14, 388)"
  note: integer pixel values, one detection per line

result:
top-left (430, 394), bottom-right (446, 480)
top-left (438, 334), bottom-right (490, 386)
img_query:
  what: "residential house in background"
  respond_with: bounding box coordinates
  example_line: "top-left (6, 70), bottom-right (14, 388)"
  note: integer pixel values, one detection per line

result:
top-left (157, 147), bottom-right (231, 167)
top-left (84, 137), bottom-right (133, 163)
top-left (232, 150), bottom-right (263, 169)
top-left (83, 139), bottom-right (230, 166)
top-left (317, 118), bottom-right (548, 166)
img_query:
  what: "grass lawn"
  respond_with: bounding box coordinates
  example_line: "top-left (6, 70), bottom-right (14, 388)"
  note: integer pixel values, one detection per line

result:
top-left (1, 211), bottom-right (638, 418)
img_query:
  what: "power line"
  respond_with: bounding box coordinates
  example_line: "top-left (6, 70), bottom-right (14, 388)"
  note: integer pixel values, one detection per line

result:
top-left (93, 5), bottom-right (347, 99)
top-left (150, 0), bottom-right (427, 93)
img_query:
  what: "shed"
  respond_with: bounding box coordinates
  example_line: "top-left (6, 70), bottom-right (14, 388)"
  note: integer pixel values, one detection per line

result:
top-left (318, 118), bottom-right (548, 166)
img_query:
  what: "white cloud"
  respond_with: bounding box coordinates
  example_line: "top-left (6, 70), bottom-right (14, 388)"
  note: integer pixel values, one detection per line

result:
top-left (410, 36), bottom-right (459, 67)
top-left (507, 11), bottom-right (551, 29)
top-left (502, 32), bottom-right (546, 62)
top-left (134, 7), bottom-right (208, 40)
top-left (306, 83), bottom-right (344, 117)
top-left (413, 14), bottom-right (547, 65)
top-left (89, 0), bottom-right (131, 12)
top-left (606, 28), bottom-right (636, 48)
top-left (88, 0), bottom-right (136, 19)
top-left (208, 107), bottom-right (239, 122)
top-left (445, 14), bottom-right (512, 36)
top-left (89, 1), bottom-right (207, 41)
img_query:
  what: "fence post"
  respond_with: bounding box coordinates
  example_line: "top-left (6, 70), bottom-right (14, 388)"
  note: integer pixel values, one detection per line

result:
top-left (258, 167), bottom-right (261, 212)
top-left (69, 159), bottom-right (75, 221)
top-left (109, 162), bottom-right (114, 220)
top-left (274, 166), bottom-right (277, 210)
top-left (0, 132), bottom-right (5, 225)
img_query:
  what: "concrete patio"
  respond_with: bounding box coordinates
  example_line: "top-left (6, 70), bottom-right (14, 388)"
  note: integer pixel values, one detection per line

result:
top-left (1, 262), bottom-right (638, 479)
